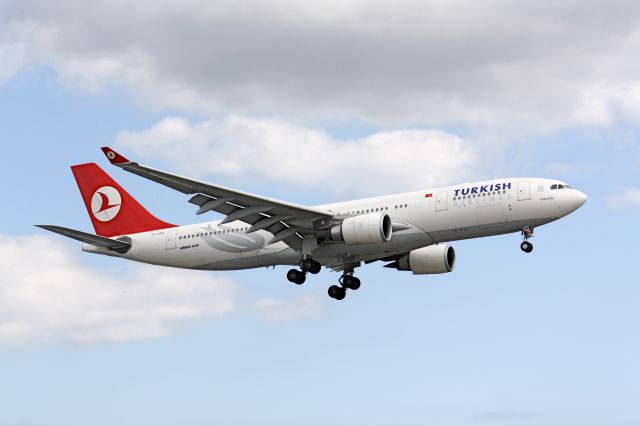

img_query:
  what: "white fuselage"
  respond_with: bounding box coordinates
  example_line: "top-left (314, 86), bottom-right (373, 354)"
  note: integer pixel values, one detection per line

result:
top-left (84, 178), bottom-right (587, 270)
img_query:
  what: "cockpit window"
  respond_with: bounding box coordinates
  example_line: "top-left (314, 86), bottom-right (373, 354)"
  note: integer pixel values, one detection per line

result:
top-left (557, 184), bottom-right (564, 189)
top-left (551, 184), bottom-right (558, 190)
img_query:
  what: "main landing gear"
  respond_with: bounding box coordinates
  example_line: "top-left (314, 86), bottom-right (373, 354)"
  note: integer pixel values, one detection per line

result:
top-left (520, 226), bottom-right (534, 253)
top-left (327, 273), bottom-right (361, 301)
top-left (286, 258), bottom-right (362, 301)
top-left (286, 257), bottom-right (321, 285)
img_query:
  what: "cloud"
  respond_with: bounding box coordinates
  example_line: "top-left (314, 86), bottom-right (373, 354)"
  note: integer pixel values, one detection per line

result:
top-left (3, 0), bottom-right (640, 130)
top-left (0, 233), bottom-right (239, 345)
top-left (0, 41), bottom-right (25, 84)
top-left (605, 187), bottom-right (640, 211)
top-left (254, 293), bottom-right (325, 323)
top-left (0, 233), bottom-right (331, 346)
top-left (115, 115), bottom-right (476, 195)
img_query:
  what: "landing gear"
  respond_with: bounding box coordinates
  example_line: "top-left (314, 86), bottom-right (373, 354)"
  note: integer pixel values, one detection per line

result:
top-left (520, 226), bottom-right (534, 253)
top-left (285, 258), bottom-right (362, 301)
top-left (342, 275), bottom-right (361, 290)
top-left (286, 257), bottom-right (321, 285)
top-left (302, 258), bottom-right (321, 274)
top-left (520, 241), bottom-right (533, 253)
top-left (328, 268), bottom-right (361, 301)
top-left (328, 285), bottom-right (346, 300)
top-left (287, 269), bottom-right (306, 285)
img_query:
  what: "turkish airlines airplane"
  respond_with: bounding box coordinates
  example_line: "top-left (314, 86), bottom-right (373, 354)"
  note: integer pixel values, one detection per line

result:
top-left (38, 147), bottom-right (587, 300)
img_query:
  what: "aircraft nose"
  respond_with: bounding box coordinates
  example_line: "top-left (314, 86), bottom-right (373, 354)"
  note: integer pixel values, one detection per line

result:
top-left (574, 190), bottom-right (588, 208)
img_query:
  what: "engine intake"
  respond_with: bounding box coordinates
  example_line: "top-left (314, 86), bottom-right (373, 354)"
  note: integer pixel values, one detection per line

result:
top-left (387, 244), bottom-right (455, 274)
top-left (330, 213), bottom-right (392, 244)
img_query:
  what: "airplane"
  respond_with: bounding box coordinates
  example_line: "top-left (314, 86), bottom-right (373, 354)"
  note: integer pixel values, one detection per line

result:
top-left (37, 147), bottom-right (588, 300)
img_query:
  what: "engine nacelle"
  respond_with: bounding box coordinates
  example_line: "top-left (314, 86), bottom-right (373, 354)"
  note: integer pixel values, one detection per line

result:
top-left (392, 244), bottom-right (455, 274)
top-left (330, 213), bottom-right (392, 244)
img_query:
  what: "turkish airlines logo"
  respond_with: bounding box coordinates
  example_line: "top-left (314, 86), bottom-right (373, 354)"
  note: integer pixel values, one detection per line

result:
top-left (91, 186), bottom-right (121, 222)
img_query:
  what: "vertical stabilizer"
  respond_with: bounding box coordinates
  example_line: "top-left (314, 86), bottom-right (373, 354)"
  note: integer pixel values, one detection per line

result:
top-left (71, 163), bottom-right (176, 237)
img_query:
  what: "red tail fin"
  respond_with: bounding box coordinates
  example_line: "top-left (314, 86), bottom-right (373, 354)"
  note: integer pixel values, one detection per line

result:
top-left (71, 163), bottom-right (176, 237)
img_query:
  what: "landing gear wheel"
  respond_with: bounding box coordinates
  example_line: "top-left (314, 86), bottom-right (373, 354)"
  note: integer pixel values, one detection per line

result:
top-left (287, 269), bottom-right (306, 285)
top-left (520, 241), bottom-right (533, 253)
top-left (342, 275), bottom-right (361, 290)
top-left (328, 285), bottom-right (346, 300)
top-left (302, 259), bottom-right (321, 274)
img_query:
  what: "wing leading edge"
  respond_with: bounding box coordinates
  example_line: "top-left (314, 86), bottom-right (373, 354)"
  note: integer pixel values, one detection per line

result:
top-left (100, 147), bottom-right (335, 251)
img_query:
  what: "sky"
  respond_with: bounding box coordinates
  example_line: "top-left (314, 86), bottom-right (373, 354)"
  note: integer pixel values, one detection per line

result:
top-left (0, 1), bottom-right (639, 425)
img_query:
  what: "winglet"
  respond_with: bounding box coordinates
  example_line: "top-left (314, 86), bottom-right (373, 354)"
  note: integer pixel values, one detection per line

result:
top-left (101, 146), bottom-right (130, 164)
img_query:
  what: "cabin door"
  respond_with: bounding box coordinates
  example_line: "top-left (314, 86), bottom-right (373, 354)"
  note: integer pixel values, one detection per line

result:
top-left (165, 229), bottom-right (177, 250)
top-left (435, 191), bottom-right (448, 212)
top-left (517, 180), bottom-right (531, 201)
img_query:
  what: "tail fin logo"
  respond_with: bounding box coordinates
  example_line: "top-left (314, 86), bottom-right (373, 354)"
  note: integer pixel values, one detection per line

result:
top-left (91, 186), bottom-right (122, 222)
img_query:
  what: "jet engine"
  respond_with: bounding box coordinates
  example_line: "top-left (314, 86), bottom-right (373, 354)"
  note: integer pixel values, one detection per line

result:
top-left (330, 213), bottom-right (392, 244)
top-left (386, 244), bottom-right (455, 274)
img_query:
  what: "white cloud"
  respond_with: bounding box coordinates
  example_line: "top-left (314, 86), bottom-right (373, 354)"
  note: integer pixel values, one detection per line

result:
top-left (3, 0), bottom-right (640, 130)
top-left (254, 293), bottom-right (325, 323)
top-left (115, 116), bottom-right (477, 195)
top-left (0, 233), bottom-right (331, 346)
top-left (0, 41), bottom-right (25, 84)
top-left (605, 187), bottom-right (640, 211)
top-left (0, 233), bottom-right (239, 345)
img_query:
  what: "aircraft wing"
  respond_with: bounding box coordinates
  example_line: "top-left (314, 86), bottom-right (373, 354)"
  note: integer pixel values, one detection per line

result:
top-left (36, 225), bottom-right (132, 253)
top-left (101, 147), bottom-right (336, 251)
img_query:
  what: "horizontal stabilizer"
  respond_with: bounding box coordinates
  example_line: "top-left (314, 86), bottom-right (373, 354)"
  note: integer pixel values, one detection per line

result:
top-left (35, 225), bottom-right (131, 253)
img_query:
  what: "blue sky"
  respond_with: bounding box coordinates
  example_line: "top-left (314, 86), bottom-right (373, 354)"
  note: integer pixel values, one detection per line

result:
top-left (1, 2), bottom-right (640, 425)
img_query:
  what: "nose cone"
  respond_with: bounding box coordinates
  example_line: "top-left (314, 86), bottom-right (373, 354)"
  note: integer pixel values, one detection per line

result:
top-left (564, 190), bottom-right (587, 215)
top-left (575, 190), bottom-right (588, 208)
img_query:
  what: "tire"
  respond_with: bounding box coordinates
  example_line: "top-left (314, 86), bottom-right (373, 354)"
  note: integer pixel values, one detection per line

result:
top-left (343, 275), bottom-right (361, 290)
top-left (303, 259), bottom-right (321, 274)
top-left (294, 271), bottom-right (306, 285)
top-left (302, 259), bottom-right (314, 271)
top-left (287, 269), bottom-right (299, 283)
top-left (328, 285), bottom-right (346, 300)
top-left (287, 269), bottom-right (305, 284)
top-left (520, 241), bottom-right (533, 253)
top-left (309, 261), bottom-right (321, 274)
top-left (348, 276), bottom-right (361, 290)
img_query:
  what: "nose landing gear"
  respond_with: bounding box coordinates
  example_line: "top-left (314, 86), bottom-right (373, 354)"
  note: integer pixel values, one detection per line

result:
top-left (520, 226), bottom-right (534, 253)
